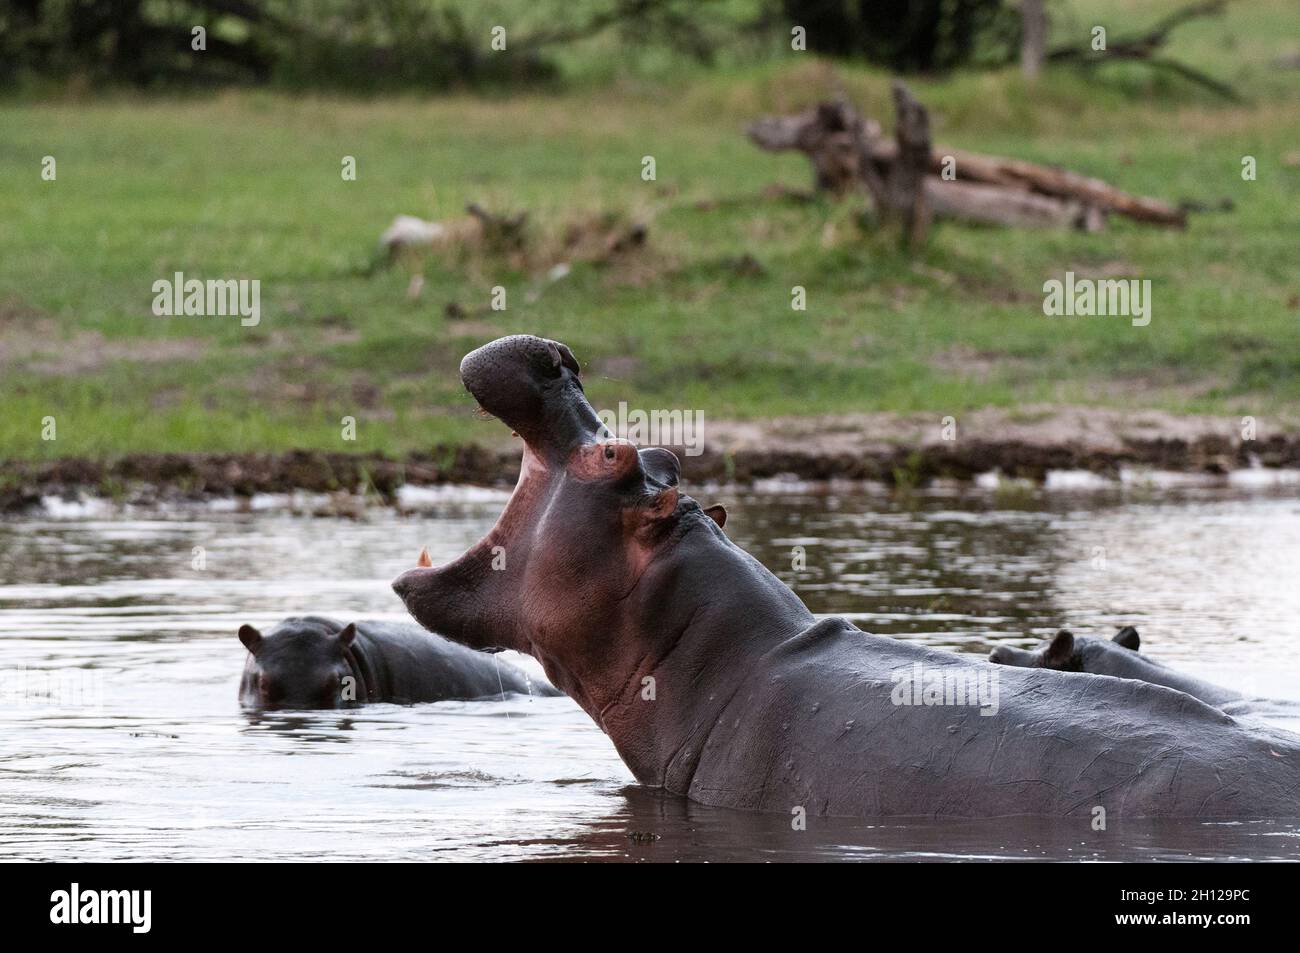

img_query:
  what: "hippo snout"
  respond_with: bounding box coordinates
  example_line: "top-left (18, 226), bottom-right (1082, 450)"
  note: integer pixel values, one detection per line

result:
top-left (458, 334), bottom-right (605, 458)
top-left (391, 567), bottom-right (425, 603)
top-left (460, 335), bottom-right (578, 409)
top-left (392, 565), bottom-right (446, 636)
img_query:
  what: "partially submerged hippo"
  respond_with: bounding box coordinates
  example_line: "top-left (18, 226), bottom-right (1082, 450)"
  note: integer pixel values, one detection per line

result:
top-left (238, 616), bottom-right (556, 709)
top-left (392, 335), bottom-right (1300, 818)
top-left (989, 627), bottom-right (1244, 708)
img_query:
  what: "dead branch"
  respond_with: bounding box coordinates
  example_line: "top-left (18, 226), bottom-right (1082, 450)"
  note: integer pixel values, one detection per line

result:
top-left (747, 100), bottom-right (882, 196)
top-left (466, 203), bottom-right (529, 252)
top-left (1046, 0), bottom-right (1242, 101)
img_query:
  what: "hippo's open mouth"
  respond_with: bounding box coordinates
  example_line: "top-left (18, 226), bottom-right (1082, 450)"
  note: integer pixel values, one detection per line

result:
top-left (393, 335), bottom-right (609, 626)
top-left (390, 335), bottom-right (684, 654)
top-left (390, 335), bottom-right (611, 646)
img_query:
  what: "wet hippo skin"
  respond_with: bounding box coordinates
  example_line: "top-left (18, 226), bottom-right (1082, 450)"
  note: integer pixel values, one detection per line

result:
top-left (392, 335), bottom-right (1300, 818)
top-left (238, 615), bottom-right (557, 709)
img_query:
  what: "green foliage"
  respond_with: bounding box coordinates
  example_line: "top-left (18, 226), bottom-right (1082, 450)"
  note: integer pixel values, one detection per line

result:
top-left (1, 1), bottom-right (1298, 461)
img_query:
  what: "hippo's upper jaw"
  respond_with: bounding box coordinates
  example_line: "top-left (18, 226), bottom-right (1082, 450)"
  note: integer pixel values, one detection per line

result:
top-left (459, 335), bottom-right (608, 465)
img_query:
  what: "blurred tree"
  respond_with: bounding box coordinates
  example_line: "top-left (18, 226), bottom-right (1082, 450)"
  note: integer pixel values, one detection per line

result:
top-left (780, 0), bottom-right (1019, 72)
top-left (1, 0), bottom-right (753, 91)
top-left (0, 0), bottom-right (562, 90)
top-left (1020, 0), bottom-right (1046, 79)
top-left (0, 0), bottom-right (276, 86)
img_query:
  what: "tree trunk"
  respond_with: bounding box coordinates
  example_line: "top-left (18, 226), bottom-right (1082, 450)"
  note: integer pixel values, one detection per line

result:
top-left (1020, 0), bottom-right (1047, 80)
top-left (887, 82), bottom-right (932, 250)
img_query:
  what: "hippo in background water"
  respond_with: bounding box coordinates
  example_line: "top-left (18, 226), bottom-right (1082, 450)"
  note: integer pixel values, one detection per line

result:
top-left (391, 334), bottom-right (1300, 819)
top-left (238, 616), bottom-right (558, 709)
top-left (989, 626), bottom-right (1297, 715)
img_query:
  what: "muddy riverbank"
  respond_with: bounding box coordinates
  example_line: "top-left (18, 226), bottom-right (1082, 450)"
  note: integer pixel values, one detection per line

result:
top-left (4, 407), bottom-right (1298, 512)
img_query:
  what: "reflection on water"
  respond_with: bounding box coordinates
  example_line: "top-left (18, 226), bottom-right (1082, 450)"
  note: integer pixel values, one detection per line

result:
top-left (2, 485), bottom-right (1299, 861)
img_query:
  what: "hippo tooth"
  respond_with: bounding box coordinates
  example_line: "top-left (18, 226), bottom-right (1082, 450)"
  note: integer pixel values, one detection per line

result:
top-left (417, 546), bottom-right (432, 568)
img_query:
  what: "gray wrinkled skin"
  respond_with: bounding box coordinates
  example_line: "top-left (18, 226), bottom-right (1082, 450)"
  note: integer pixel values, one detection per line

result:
top-left (393, 335), bottom-right (1300, 818)
top-left (684, 619), bottom-right (1300, 816)
top-left (238, 616), bottom-right (555, 709)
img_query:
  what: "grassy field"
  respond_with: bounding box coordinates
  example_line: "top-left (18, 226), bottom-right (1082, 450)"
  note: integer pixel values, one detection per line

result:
top-left (2, 0), bottom-right (1298, 461)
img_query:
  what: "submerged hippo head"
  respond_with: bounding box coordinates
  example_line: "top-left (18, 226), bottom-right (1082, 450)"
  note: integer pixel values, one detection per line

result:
top-left (988, 626), bottom-right (1141, 673)
top-left (238, 616), bottom-right (358, 709)
top-left (987, 625), bottom-right (1243, 707)
top-left (392, 334), bottom-right (737, 725)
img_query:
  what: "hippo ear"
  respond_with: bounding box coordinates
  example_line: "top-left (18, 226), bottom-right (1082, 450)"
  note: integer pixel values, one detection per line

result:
top-left (339, 623), bottom-right (357, 648)
top-left (704, 504), bottom-right (728, 529)
top-left (1042, 629), bottom-right (1075, 668)
top-left (1113, 626), bottom-right (1140, 651)
top-left (238, 625), bottom-right (262, 653)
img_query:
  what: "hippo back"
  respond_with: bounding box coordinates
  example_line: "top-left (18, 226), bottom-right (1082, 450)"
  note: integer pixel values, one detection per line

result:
top-left (349, 619), bottom-right (546, 702)
top-left (688, 618), bottom-right (1300, 818)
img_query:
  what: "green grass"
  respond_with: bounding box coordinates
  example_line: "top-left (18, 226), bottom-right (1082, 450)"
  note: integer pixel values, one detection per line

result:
top-left (2, 0), bottom-right (1299, 460)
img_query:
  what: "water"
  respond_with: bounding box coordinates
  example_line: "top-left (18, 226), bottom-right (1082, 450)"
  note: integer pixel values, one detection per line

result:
top-left (3, 484), bottom-right (1299, 862)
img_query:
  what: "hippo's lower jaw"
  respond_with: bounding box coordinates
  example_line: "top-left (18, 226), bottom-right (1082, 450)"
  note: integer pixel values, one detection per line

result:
top-left (393, 336), bottom-right (1300, 818)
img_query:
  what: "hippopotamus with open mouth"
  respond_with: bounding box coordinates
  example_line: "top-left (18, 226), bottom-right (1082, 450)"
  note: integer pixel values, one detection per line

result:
top-left (238, 616), bottom-right (556, 709)
top-left (392, 335), bottom-right (1300, 818)
top-left (990, 627), bottom-right (1245, 708)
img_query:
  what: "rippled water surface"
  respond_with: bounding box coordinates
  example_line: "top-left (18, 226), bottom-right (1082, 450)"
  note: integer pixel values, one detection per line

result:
top-left (3, 484), bottom-right (1299, 862)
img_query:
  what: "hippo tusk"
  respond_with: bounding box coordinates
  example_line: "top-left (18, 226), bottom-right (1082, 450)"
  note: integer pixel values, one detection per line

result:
top-left (417, 546), bottom-right (432, 568)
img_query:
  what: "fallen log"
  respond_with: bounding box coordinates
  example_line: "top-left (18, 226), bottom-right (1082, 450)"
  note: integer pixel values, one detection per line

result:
top-left (868, 143), bottom-right (1185, 226)
top-left (950, 151), bottom-right (1184, 226)
top-left (748, 93), bottom-right (1187, 231)
top-left (925, 179), bottom-right (1102, 230)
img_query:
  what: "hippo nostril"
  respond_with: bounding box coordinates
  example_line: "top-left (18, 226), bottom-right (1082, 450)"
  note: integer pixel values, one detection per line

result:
top-left (604, 445), bottom-right (616, 461)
